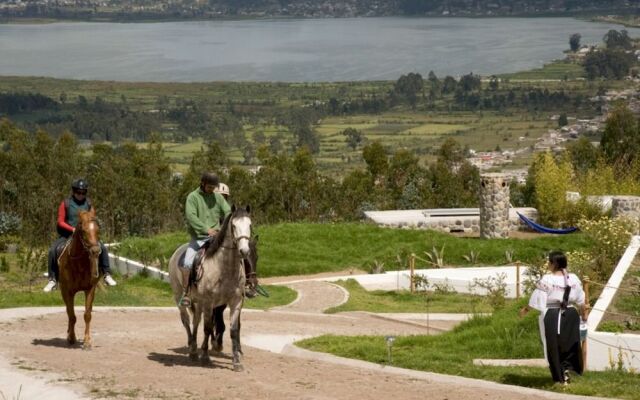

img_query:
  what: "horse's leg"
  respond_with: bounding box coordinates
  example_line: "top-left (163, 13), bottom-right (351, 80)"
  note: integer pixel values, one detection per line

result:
top-left (228, 298), bottom-right (244, 372)
top-left (201, 303), bottom-right (214, 364)
top-left (62, 289), bottom-right (77, 345)
top-left (179, 306), bottom-right (194, 352)
top-left (82, 286), bottom-right (97, 350)
top-left (211, 304), bottom-right (226, 353)
top-left (189, 304), bottom-right (202, 361)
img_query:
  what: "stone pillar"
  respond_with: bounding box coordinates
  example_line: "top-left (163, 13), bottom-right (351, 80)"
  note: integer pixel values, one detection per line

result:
top-left (611, 196), bottom-right (640, 233)
top-left (479, 173), bottom-right (510, 239)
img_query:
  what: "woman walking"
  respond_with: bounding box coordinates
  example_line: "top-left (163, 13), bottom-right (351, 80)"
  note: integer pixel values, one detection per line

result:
top-left (520, 251), bottom-right (587, 384)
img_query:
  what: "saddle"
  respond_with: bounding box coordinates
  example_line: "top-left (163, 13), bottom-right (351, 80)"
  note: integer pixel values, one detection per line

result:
top-left (178, 242), bottom-right (210, 288)
top-left (55, 239), bottom-right (72, 264)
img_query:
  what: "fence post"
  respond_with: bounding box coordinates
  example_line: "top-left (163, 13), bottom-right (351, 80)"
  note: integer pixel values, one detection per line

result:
top-left (515, 261), bottom-right (521, 299)
top-left (410, 253), bottom-right (416, 293)
top-left (582, 275), bottom-right (590, 371)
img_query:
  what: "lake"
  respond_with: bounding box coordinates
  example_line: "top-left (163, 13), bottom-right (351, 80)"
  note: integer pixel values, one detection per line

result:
top-left (0, 17), bottom-right (638, 82)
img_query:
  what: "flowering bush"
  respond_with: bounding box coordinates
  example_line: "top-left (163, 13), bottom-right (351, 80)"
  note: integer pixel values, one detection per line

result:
top-left (577, 216), bottom-right (637, 282)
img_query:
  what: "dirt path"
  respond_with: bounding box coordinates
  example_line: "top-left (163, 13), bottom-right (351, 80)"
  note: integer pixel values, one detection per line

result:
top-left (0, 281), bottom-right (603, 400)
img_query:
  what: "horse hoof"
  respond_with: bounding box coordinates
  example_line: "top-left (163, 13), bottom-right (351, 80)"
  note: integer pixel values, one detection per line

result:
top-left (233, 364), bottom-right (244, 372)
top-left (189, 352), bottom-right (199, 361)
top-left (212, 343), bottom-right (223, 353)
top-left (67, 337), bottom-right (76, 345)
top-left (82, 343), bottom-right (92, 351)
top-left (200, 355), bottom-right (211, 365)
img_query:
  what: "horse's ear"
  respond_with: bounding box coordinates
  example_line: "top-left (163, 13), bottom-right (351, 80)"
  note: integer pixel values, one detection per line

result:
top-left (89, 208), bottom-right (96, 218)
top-left (245, 205), bottom-right (251, 214)
top-left (231, 204), bottom-right (236, 213)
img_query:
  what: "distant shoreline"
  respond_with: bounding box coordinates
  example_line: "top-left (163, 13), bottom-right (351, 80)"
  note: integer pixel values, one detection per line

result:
top-left (0, 9), bottom-right (634, 25)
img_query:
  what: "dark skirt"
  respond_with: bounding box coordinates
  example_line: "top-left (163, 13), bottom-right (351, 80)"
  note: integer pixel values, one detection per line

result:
top-left (543, 307), bottom-right (583, 382)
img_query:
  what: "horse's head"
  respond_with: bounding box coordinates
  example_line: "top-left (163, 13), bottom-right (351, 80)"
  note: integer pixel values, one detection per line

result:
top-left (230, 205), bottom-right (251, 259)
top-left (77, 209), bottom-right (101, 258)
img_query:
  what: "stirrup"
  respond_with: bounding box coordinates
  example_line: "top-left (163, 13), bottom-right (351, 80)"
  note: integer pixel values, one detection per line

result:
top-left (179, 293), bottom-right (191, 307)
top-left (244, 285), bottom-right (258, 299)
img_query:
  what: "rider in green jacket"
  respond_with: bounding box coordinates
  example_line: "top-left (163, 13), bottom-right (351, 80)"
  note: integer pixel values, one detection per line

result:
top-left (180, 172), bottom-right (231, 306)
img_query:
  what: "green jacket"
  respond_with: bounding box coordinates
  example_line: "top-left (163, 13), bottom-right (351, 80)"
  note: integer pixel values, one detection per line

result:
top-left (185, 187), bottom-right (231, 240)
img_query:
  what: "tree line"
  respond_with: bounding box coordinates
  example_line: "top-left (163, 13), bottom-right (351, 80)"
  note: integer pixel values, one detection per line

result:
top-left (0, 118), bottom-right (480, 244)
top-left (2, 99), bottom-right (639, 244)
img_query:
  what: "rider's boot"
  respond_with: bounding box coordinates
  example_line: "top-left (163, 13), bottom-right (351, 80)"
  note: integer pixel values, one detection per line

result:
top-left (179, 268), bottom-right (192, 307)
top-left (243, 259), bottom-right (258, 298)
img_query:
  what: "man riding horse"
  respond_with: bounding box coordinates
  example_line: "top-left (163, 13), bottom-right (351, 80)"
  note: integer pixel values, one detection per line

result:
top-left (43, 178), bottom-right (117, 292)
top-left (180, 174), bottom-right (259, 306)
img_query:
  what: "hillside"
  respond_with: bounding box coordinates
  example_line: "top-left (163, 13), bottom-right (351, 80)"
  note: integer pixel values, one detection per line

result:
top-left (0, 0), bottom-right (637, 21)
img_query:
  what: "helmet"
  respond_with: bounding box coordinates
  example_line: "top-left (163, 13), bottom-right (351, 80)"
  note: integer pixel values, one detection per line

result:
top-left (71, 178), bottom-right (89, 191)
top-left (200, 172), bottom-right (219, 187)
top-left (215, 182), bottom-right (230, 196)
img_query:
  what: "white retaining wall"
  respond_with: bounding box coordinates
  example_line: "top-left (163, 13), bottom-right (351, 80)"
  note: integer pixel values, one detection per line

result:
top-left (317, 266), bottom-right (530, 299)
top-left (586, 236), bottom-right (640, 372)
top-left (364, 207), bottom-right (538, 233)
top-left (109, 254), bottom-right (169, 282)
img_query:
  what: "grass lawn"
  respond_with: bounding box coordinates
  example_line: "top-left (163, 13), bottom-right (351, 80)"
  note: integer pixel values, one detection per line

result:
top-left (597, 255), bottom-right (640, 333)
top-left (326, 279), bottom-right (505, 314)
top-left (113, 223), bottom-right (594, 277)
top-left (0, 252), bottom-right (295, 309)
top-left (298, 300), bottom-right (640, 399)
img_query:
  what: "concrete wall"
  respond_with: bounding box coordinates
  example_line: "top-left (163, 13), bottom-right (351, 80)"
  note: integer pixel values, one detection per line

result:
top-left (109, 253), bottom-right (169, 283)
top-left (364, 207), bottom-right (538, 233)
top-left (586, 236), bottom-right (640, 372)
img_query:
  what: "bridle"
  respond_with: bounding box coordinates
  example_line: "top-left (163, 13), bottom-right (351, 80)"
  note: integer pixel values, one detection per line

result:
top-left (221, 215), bottom-right (251, 252)
top-left (71, 219), bottom-right (101, 259)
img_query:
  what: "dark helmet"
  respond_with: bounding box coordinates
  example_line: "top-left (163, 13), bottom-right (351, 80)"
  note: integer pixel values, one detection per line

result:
top-left (200, 172), bottom-right (219, 187)
top-left (71, 178), bottom-right (89, 191)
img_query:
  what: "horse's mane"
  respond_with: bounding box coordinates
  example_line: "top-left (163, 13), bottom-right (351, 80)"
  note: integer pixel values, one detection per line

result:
top-left (205, 208), bottom-right (250, 258)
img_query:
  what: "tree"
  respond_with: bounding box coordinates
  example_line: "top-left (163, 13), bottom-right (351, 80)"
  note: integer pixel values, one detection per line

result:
top-left (569, 33), bottom-right (581, 52)
top-left (441, 76), bottom-right (457, 94)
top-left (459, 73), bottom-right (481, 92)
top-left (558, 113), bottom-right (568, 127)
top-left (342, 127), bottom-right (363, 150)
top-left (583, 49), bottom-right (635, 80)
top-left (600, 105), bottom-right (640, 168)
top-left (603, 29), bottom-right (632, 50)
top-left (531, 152), bottom-right (573, 226)
top-left (566, 137), bottom-right (599, 176)
top-left (362, 141), bottom-right (388, 180)
top-left (437, 137), bottom-right (465, 169)
top-left (393, 72), bottom-right (424, 109)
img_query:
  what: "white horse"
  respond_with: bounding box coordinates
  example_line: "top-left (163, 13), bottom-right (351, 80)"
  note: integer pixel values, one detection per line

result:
top-left (168, 205), bottom-right (251, 371)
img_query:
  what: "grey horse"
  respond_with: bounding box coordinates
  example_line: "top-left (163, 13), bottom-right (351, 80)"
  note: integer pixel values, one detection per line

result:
top-left (169, 206), bottom-right (251, 371)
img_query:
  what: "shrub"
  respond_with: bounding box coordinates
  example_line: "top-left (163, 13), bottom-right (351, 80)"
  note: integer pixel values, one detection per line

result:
top-left (578, 216), bottom-right (637, 282)
top-left (0, 256), bottom-right (9, 273)
top-left (0, 212), bottom-right (21, 236)
top-left (532, 152), bottom-right (573, 226)
top-left (471, 273), bottom-right (508, 309)
top-left (0, 234), bottom-right (22, 252)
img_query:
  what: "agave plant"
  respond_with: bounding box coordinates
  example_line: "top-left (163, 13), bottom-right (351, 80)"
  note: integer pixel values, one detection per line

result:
top-left (463, 250), bottom-right (480, 265)
top-left (424, 245), bottom-right (445, 268)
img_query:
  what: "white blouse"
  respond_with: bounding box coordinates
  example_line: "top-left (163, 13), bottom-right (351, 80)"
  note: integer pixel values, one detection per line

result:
top-left (528, 273), bottom-right (585, 315)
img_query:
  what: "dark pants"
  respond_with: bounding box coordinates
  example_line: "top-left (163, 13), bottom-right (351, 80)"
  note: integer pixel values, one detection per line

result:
top-left (544, 307), bottom-right (583, 382)
top-left (47, 237), bottom-right (111, 281)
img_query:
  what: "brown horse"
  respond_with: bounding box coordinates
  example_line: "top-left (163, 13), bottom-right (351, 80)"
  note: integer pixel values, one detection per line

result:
top-left (57, 209), bottom-right (102, 349)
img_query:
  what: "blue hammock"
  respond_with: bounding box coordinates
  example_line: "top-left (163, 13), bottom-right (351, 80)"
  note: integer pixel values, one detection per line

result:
top-left (516, 212), bottom-right (578, 234)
